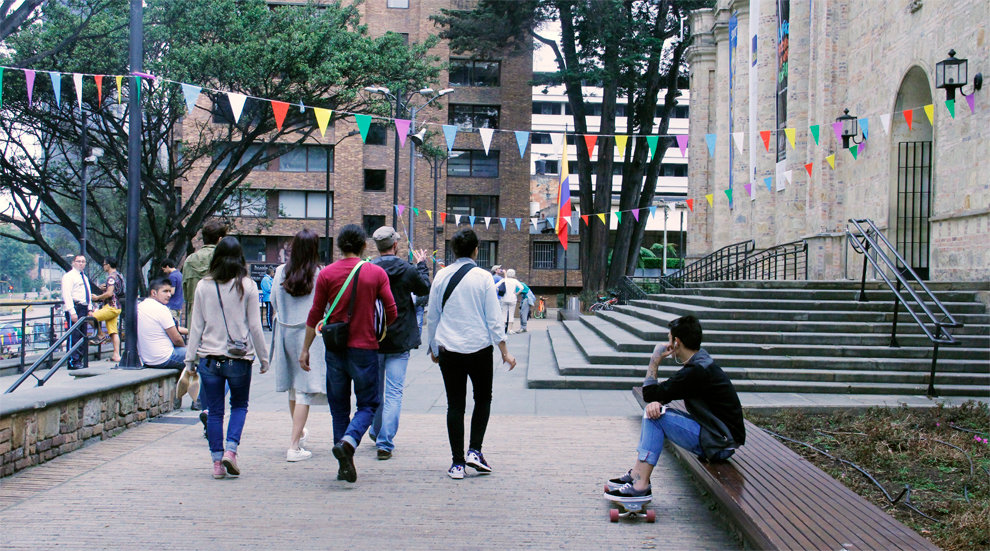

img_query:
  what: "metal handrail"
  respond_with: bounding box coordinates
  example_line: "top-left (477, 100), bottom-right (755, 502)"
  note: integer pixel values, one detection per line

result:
top-left (846, 218), bottom-right (961, 397)
top-left (740, 240), bottom-right (808, 281)
top-left (651, 239), bottom-right (756, 291)
top-left (0, 301), bottom-right (63, 373)
top-left (5, 316), bottom-right (95, 394)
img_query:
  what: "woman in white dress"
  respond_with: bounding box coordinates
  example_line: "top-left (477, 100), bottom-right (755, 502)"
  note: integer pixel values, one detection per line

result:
top-left (270, 230), bottom-right (328, 462)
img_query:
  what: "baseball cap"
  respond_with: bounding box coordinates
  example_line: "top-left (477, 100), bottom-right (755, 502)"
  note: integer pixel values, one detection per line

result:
top-left (373, 226), bottom-right (399, 249)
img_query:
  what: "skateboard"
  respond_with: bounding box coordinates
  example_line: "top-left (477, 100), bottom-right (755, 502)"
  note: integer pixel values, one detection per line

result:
top-left (604, 485), bottom-right (655, 523)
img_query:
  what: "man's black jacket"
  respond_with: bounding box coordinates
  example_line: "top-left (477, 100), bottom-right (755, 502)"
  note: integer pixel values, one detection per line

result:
top-left (372, 255), bottom-right (431, 353)
top-left (643, 349), bottom-right (746, 459)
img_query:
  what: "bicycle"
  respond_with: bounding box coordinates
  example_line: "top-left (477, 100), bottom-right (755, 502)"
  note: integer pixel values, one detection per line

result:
top-left (532, 296), bottom-right (547, 319)
top-left (589, 292), bottom-right (619, 312)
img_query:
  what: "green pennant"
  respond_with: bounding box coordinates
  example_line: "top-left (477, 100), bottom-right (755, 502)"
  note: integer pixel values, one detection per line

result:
top-left (809, 125), bottom-right (820, 145)
top-left (355, 114), bottom-right (372, 142)
top-left (724, 188), bottom-right (733, 202)
top-left (412, 207), bottom-right (419, 216)
top-left (646, 135), bottom-right (659, 157)
top-left (849, 146), bottom-right (858, 160)
top-left (945, 99), bottom-right (955, 119)
top-left (615, 211), bottom-right (622, 223)
top-left (135, 76), bottom-right (140, 105)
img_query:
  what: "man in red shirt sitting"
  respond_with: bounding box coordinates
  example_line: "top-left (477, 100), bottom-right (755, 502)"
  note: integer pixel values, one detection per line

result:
top-left (301, 224), bottom-right (397, 483)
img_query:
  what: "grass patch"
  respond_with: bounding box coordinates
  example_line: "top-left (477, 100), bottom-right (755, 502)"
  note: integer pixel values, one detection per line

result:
top-left (746, 401), bottom-right (989, 551)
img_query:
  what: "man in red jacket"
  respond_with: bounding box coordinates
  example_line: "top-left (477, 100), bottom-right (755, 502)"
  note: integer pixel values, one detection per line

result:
top-left (301, 224), bottom-right (397, 483)
top-left (605, 315), bottom-right (746, 503)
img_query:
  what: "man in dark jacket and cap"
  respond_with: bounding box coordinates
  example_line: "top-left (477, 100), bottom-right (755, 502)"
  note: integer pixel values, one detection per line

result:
top-left (605, 315), bottom-right (745, 503)
top-left (369, 226), bottom-right (432, 460)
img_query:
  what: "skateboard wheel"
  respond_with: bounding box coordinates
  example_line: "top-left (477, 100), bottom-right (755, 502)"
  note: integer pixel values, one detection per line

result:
top-left (646, 510), bottom-right (656, 523)
top-left (610, 509), bottom-right (619, 522)
top-left (604, 484), bottom-right (610, 494)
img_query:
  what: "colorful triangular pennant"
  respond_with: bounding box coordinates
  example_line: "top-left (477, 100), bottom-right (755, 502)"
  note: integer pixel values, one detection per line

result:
top-left (809, 125), bottom-right (820, 145)
top-left (49, 72), bottom-right (61, 108)
top-left (826, 154), bottom-right (835, 169)
top-left (271, 100), bottom-right (289, 131)
top-left (764, 177), bottom-right (773, 192)
top-left (581, 215), bottom-right (589, 225)
top-left (647, 135), bottom-right (660, 158)
top-left (182, 84), bottom-right (202, 116)
top-left (584, 135), bottom-right (597, 158)
top-left (858, 118), bottom-right (869, 140)
top-left (396, 204), bottom-right (404, 217)
top-left (804, 163), bottom-right (813, 177)
top-left (784, 128), bottom-right (796, 149)
top-left (965, 94), bottom-right (976, 114)
top-left (72, 73), bottom-right (83, 111)
top-left (849, 145), bottom-right (859, 160)
top-left (924, 104), bottom-right (934, 125)
top-left (355, 114), bottom-right (372, 142)
top-left (500, 218), bottom-right (507, 229)
top-left (484, 217), bottom-right (491, 229)
top-left (314, 107), bottom-right (332, 137)
top-left (724, 189), bottom-right (733, 202)
top-left (227, 92), bottom-right (247, 124)
top-left (705, 194), bottom-right (714, 207)
top-left (880, 113), bottom-right (891, 135)
top-left (732, 132), bottom-right (744, 153)
top-left (514, 218), bottom-right (522, 230)
top-left (468, 215), bottom-right (476, 226)
top-left (395, 119), bottom-right (411, 148)
top-left (479, 127), bottom-right (494, 155)
top-left (760, 130), bottom-right (772, 151)
top-left (674, 135), bottom-right (687, 158)
top-left (115, 75), bottom-right (122, 104)
top-left (614, 135), bottom-right (628, 155)
top-left (442, 124), bottom-right (459, 152)
top-left (597, 213), bottom-right (607, 225)
top-left (705, 134), bottom-right (717, 158)
top-left (514, 131), bottom-right (529, 158)
top-left (685, 199), bottom-right (693, 212)
top-left (832, 121), bottom-right (843, 143)
top-left (945, 99), bottom-right (955, 119)
top-left (903, 109), bottom-right (913, 130)
top-left (744, 183), bottom-right (753, 197)
top-left (94, 75), bottom-right (102, 105)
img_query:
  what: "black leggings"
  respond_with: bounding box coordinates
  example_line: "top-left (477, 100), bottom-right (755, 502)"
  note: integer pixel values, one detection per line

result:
top-left (438, 346), bottom-right (494, 465)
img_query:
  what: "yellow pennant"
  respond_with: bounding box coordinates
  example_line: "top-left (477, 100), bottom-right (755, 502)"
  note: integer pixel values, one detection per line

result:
top-left (425, 210), bottom-right (432, 221)
top-left (597, 213), bottom-right (607, 225)
top-left (115, 76), bottom-right (123, 104)
top-left (923, 104), bottom-right (934, 125)
top-left (314, 108), bottom-right (332, 137)
top-left (705, 194), bottom-right (714, 207)
top-left (826, 154), bottom-right (835, 169)
top-left (785, 128), bottom-right (796, 149)
top-left (614, 135), bottom-right (628, 155)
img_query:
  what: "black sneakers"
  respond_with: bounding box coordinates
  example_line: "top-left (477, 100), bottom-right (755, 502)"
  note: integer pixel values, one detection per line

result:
top-left (466, 449), bottom-right (492, 474)
top-left (377, 449), bottom-right (392, 460)
top-left (607, 470), bottom-right (635, 491)
top-left (605, 483), bottom-right (652, 503)
top-left (332, 441), bottom-right (357, 483)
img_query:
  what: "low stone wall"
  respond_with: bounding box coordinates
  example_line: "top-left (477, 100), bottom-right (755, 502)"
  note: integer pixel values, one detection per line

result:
top-left (1, 370), bottom-right (180, 477)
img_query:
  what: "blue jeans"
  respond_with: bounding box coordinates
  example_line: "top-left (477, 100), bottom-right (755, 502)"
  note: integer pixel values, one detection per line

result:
top-left (637, 408), bottom-right (735, 465)
top-left (264, 302), bottom-right (273, 330)
top-left (415, 306), bottom-right (424, 333)
top-left (325, 347), bottom-right (380, 449)
top-left (198, 357), bottom-right (252, 462)
top-left (371, 351), bottom-right (410, 452)
top-left (145, 347), bottom-right (186, 369)
top-left (520, 301), bottom-right (531, 329)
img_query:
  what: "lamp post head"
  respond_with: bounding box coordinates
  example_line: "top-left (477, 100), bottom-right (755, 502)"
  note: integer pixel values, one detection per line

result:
top-left (836, 108), bottom-right (859, 149)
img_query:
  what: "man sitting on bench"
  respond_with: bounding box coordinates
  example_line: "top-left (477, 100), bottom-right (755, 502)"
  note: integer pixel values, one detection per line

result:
top-left (606, 315), bottom-right (746, 502)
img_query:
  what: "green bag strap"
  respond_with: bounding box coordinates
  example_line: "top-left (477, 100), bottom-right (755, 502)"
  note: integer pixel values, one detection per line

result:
top-left (319, 261), bottom-right (365, 328)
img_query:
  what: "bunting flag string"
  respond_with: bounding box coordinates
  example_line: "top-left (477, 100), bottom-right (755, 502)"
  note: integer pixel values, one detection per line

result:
top-left (49, 72), bottom-right (61, 108)
top-left (395, 119), bottom-right (411, 148)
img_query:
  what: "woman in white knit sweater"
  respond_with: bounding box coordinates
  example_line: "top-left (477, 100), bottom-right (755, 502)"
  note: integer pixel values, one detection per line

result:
top-left (185, 237), bottom-right (269, 479)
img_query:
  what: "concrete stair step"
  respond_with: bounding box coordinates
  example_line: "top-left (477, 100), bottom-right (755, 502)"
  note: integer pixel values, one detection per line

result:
top-left (642, 294), bottom-right (985, 315)
top-left (579, 315), bottom-right (989, 361)
top-left (683, 280), bottom-right (990, 292)
top-left (613, 304), bottom-right (990, 336)
top-left (663, 287), bottom-right (983, 303)
top-left (595, 309), bottom-right (990, 349)
top-left (625, 300), bottom-right (990, 328)
top-left (524, 328), bottom-right (643, 390)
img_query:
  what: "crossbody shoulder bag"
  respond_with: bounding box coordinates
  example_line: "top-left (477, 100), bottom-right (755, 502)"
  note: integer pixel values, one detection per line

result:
top-left (319, 261), bottom-right (364, 352)
top-left (215, 281), bottom-right (249, 357)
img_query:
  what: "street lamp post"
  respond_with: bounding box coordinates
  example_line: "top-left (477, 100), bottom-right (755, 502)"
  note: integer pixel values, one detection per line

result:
top-left (419, 152), bottom-right (447, 277)
top-left (122, 0), bottom-right (144, 369)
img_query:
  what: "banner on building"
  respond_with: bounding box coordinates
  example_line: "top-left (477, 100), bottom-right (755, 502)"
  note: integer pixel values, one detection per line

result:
top-left (775, 0), bottom-right (790, 173)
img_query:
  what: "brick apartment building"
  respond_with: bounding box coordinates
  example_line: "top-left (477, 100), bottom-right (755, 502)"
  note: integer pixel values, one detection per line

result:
top-left (179, 0), bottom-right (532, 283)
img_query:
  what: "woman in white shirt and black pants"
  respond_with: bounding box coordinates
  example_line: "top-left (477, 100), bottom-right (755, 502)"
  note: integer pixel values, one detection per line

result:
top-left (425, 229), bottom-right (517, 480)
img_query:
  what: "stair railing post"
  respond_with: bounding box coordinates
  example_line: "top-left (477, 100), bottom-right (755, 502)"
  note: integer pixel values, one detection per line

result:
top-left (19, 306), bottom-right (27, 374)
top-left (927, 325), bottom-right (942, 398)
top-left (48, 306), bottom-right (55, 371)
top-left (889, 278), bottom-right (902, 348)
top-left (858, 238), bottom-right (870, 302)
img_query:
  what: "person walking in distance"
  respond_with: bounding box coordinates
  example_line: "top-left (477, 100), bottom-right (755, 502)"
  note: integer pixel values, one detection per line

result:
top-left (260, 267), bottom-right (275, 330)
top-left (161, 259), bottom-right (184, 324)
top-left (270, 230), bottom-right (328, 462)
top-left (185, 237), bottom-right (270, 480)
top-left (90, 256), bottom-right (124, 362)
top-left (61, 255), bottom-right (94, 370)
top-left (180, 220), bottom-right (227, 410)
top-left (518, 282), bottom-right (535, 334)
top-left (369, 226), bottom-right (431, 461)
top-left (425, 229), bottom-right (517, 480)
top-left (497, 269), bottom-right (524, 334)
top-left (300, 224), bottom-right (397, 483)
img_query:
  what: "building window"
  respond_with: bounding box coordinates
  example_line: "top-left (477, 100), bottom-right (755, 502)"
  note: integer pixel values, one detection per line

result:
top-left (532, 241), bottom-right (580, 270)
top-left (446, 195), bottom-right (498, 218)
top-left (387, 0), bottom-right (409, 7)
top-left (278, 145), bottom-right (332, 172)
top-left (449, 59), bottom-right (500, 87)
top-left (657, 105), bottom-right (690, 118)
top-left (531, 133), bottom-right (552, 145)
top-left (446, 240), bottom-right (497, 269)
top-left (240, 236), bottom-right (267, 262)
top-left (363, 215), bottom-right (386, 236)
top-left (364, 169), bottom-right (387, 191)
top-left (532, 102), bottom-right (562, 115)
top-left (366, 123), bottom-right (387, 146)
top-left (535, 160), bottom-right (559, 175)
top-left (448, 104), bottom-right (500, 130)
top-left (661, 163), bottom-right (687, 177)
top-left (447, 150), bottom-right (498, 178)
top-left (223, 189), bottom-right (268, 218)
top-left (279, 191), bottom-right (331, 219)
top-left (215, 143), bottom-right (268, 171)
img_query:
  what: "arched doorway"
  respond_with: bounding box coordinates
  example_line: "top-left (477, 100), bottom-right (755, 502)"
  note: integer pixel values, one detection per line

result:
top-left (889, 66), bottom-right (934, 279)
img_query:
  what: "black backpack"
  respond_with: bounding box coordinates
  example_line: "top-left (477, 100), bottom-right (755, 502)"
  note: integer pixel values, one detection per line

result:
top-left (112, 273), bottom-right (125, 300)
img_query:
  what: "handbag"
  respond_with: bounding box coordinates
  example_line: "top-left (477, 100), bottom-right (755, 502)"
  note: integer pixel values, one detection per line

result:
top-left (319, 261), bottom-right (364, 352)
top-left (215, 281), bottom-right (249, 357)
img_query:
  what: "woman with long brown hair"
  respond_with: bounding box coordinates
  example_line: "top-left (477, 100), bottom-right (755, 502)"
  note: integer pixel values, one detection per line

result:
top-left (185, 237), bottom-right (269, 479)
top-left (270, 229), bottom-right (328, 462)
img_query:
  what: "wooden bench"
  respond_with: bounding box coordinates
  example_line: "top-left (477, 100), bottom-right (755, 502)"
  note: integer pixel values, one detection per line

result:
top-left (633, 388), bottom-right (939, 551)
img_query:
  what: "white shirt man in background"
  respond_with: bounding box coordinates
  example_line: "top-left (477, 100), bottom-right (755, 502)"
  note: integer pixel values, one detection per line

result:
top-left (137, 278), bottom-right (188, 369)
top-left (60, 255), bottom-right (93, 369)
top-left (497, 269), bottom-right (524, 334)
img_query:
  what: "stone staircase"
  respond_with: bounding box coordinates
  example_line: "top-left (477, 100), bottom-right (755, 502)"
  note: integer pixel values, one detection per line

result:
top-left (527, 281), bottom-right (990, 396)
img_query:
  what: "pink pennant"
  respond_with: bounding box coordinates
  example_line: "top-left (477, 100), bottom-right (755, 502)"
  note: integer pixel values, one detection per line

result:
top-left (631, 209), bottom-right (640, 222)
top-left (744, 183), bottom-right (753, 197)
top-left (676, 135), bottom-right (688, 157)
top-left (24, 69), bottom-right (36, 107)
top-left (396, 204), bottom-right (405, 217)
top-left (395, 119), bottom-right (411, 148)
top-left (832, 121), bottom-right (843, 143)
top-left (966, 94), bottom-right (976, 114)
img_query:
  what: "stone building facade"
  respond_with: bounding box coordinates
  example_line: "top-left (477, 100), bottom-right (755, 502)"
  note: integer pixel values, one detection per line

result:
top-left (179, 0), bottom-right (532, 283)
top-left (686, 0), bottom-right (988, 281)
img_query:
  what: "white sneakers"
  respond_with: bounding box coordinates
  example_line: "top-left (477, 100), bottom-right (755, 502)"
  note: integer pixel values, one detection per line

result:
top-left (287, 447), bottom-right (312, 462)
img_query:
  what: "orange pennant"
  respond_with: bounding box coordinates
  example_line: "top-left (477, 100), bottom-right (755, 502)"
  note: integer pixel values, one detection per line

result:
top-left (94, 75), bottom-right (103, 105)
top-left (581, 214), bottom-right (589, 226)
top-left (804, 162), bottom-right (813, 177)
top-left (271, 101), bottom-right (289, 131)
top-left (760, 131), bottom-right (772, 151)
top-left (686, 199), bottom-right (694, 212)
top-left (903, 109), bottom-right (913, 130)
top-left (438, 212), bottom-right (447, 224)
top-left (583, 135), bottom-right (597, 158)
